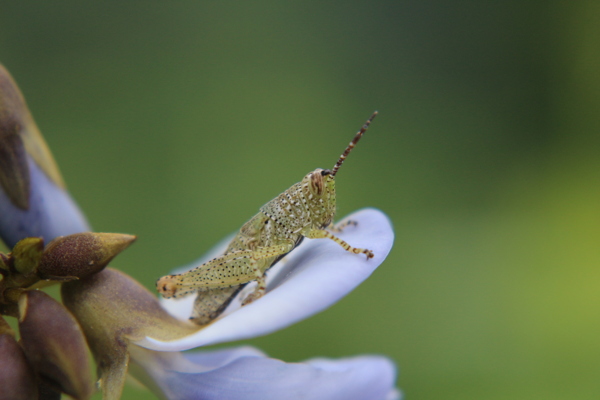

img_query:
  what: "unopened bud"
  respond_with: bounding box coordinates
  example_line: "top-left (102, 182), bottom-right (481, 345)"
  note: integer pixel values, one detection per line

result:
top-left (18, 290), bottom-right (93, 400)
top-left (39, 232), bottom-right (136, 279)
top-left (0, 317), bottom-right (38, 400)
top-left (12, 237), bottom-right (44, 276)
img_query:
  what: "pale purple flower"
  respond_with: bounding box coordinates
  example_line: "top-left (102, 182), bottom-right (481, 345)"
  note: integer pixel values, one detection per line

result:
top-left (129, 208), bottom-right (399, 400)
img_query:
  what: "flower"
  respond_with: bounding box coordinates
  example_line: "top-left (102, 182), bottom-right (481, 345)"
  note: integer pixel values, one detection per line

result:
top-left (139, 208), bottom-right (399, 400)
top-left (0, 63), bottom-right (399, 399)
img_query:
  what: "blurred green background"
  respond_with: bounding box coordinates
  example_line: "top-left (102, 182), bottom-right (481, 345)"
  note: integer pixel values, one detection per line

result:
top-left (2, 1), bottom-right (599, 399)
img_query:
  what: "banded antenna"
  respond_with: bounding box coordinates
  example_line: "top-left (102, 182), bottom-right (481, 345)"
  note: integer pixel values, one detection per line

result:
top-left (331, 111), bottom-right (378, 177)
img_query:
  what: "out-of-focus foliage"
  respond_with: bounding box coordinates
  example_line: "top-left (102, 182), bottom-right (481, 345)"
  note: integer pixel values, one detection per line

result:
top-left (1, 1), bottom-right (598, 399)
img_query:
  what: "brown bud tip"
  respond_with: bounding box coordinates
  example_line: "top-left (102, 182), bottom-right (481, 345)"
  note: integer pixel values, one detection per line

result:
top-left (11, 237), bottom-right (44, 276)
top-left (0, 321), bottom-right (38, 400)
top-left (39, 232), bottom-right (136, 279)
top-left (18, 290), bottom-right (93, 400)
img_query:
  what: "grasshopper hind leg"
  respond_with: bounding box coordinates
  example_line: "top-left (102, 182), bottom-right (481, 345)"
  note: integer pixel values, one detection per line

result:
top-left (240, 271), bottom-right (267, 306)
top-left (190, 285), bottom-right (246, 325)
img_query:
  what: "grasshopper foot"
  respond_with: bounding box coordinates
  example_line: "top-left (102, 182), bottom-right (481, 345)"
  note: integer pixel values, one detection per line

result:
top-left (350, 245), bottom-right (374, 259)
top-left (241, 286), bottom-right (266, 306)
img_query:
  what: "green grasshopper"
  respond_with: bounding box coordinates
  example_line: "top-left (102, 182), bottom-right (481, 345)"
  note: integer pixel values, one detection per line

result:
top-left (157, 112), bottom-right (377, 325)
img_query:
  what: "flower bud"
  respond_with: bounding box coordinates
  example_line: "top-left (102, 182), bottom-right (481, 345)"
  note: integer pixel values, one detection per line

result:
top-left (0, 317), bottom-right (38, 400)
top-left (18, 290), bottom-right (93, 400)
top-left (39, 232), bottom-right (136, 279)
top-left (11, 237), bottom-right (44, 276)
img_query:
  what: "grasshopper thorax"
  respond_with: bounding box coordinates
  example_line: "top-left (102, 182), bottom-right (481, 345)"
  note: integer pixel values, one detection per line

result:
top-left (259, 168), bottom-right (336, 233)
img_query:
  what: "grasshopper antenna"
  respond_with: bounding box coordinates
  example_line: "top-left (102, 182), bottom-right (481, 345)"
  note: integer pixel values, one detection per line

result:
top-left (331, 111), bottom-right (378, 177)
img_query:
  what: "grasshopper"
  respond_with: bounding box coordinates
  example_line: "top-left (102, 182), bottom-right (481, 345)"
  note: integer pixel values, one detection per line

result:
top-left (157, 112), bottom-right (377, 325)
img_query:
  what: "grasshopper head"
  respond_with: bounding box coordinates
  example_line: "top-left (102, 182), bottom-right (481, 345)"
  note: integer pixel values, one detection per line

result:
top-left (156, 275), bottom-right (180, 298)
top-left (300, 112), bottom-right (377, 229)
top-left (302, 168), bottom-right (337, 227)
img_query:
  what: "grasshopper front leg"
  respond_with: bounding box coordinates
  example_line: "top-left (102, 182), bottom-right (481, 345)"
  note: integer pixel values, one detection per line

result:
top-left (326, 219), bottom-right (357, 233)
top-left (306, 227), bottom-right (374, 259)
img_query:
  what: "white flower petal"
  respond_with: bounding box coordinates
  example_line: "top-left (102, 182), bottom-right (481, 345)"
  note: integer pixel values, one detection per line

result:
top-left (138, 208), bottom-right (393, 351)
top-left (129, 345), bottom-right (397, 400)
top-left (0, 158), bottom-right (90, 247)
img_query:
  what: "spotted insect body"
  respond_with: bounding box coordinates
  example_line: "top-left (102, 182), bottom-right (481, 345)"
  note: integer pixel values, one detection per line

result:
top-left (157, 112), bottom-right (377, 325)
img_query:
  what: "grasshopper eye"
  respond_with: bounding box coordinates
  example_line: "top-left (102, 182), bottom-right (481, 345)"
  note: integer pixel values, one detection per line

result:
top-left (321, 169), bottom-right (332, 176)
top-left (156, 275), bottom-right (179, 298)
top-left (310, 170), bottom-right (326, 195)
